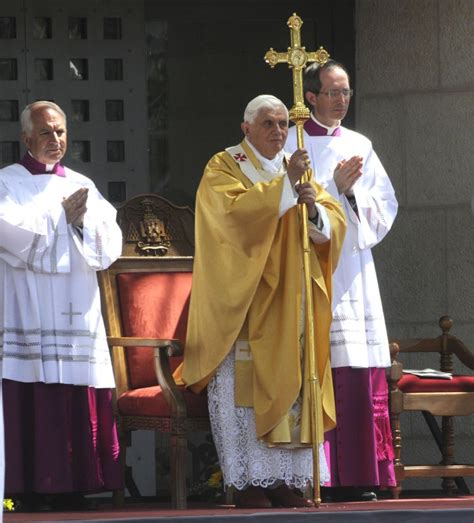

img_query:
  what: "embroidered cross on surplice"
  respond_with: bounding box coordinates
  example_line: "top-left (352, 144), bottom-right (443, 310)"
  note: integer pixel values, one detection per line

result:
top-left (61, 302), bottom-right (82, 325)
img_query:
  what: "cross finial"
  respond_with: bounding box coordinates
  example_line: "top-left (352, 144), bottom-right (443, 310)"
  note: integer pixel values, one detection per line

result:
top-left (264, 13), bottom-right (329, 143)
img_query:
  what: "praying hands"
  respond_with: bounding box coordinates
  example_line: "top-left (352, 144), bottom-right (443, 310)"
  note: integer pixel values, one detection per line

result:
top-left (63, 187), bottom-right (88, 226)
top-left (333, 155), bottom-right (363, 195)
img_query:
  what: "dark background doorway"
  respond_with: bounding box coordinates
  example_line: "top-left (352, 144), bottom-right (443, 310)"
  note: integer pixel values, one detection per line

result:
top-left (145, 0), bottom-right (355, 206)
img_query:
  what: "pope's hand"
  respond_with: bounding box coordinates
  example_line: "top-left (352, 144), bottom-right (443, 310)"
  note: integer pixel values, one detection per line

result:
top-left (333, 155), bottom-right (363, 195)
top-left (287, 148), bottom-right (311, 186)
top-left (63, 188), bottom-right (88, 226)
top-left (296, 182), bottom-right (318, 219)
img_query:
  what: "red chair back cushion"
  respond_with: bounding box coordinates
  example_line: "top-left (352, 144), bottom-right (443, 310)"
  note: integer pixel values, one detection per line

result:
top-left (117, 271), bottom-right (192, 389)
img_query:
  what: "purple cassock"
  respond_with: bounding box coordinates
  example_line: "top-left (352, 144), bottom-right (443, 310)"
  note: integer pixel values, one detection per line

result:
top-left (302, 118), bottom-right (396, 489)
top-left (324, 368), bottom-right (395, 488)
top-left (2, 154), bottom-right (122, 496)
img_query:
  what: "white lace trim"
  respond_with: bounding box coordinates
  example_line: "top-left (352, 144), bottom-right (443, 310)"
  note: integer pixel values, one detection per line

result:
top-left (208, 349), bottom-right (330, 491)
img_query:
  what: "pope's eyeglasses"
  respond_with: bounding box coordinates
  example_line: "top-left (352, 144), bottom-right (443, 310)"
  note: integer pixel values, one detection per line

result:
top-left (317, 89), bottom-right (354, 99)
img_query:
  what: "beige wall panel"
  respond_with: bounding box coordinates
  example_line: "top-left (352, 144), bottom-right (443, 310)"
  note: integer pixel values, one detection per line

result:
top-left (447, 206), bottom-right (474, 321)
top-left (357, 0), bottom-right (438, 94)
top-left (439, 0), bottom-right (474, 88)
top-left (374, 207), bottom-right (446, 324)
top-left (405, 92), bottom-right (474, 206)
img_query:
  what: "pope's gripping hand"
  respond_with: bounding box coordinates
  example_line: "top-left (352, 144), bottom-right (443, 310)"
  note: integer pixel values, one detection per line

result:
top-left (287, 148), bottom-right (311, 186)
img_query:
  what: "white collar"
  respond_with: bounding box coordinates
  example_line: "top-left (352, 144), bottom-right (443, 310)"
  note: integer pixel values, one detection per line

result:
top-left (244, 138), bottom-right (285, 174)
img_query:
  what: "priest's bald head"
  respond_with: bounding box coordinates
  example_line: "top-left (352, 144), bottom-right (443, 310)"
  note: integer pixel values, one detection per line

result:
top-left (20, 101), bottom-right (68, 165)
top-left (241, 95), bottom-right (289, 160)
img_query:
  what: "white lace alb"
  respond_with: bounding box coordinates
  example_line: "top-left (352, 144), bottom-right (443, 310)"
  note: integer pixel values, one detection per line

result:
top-left (208, 349), bottom-right (329, 490)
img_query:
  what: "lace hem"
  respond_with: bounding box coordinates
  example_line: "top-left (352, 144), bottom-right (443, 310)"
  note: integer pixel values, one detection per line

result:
top-left (208, 349), bottom-right (330, 490)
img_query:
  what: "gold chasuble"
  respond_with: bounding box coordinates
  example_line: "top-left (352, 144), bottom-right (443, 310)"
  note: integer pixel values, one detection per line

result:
top-left (181, 140), bottom-right (346, 445)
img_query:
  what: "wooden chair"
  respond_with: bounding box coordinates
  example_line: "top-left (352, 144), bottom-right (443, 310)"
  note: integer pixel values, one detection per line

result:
top-left (98, 193), bottom-right (210, 509)
top-left (388, 316), bottom-right (474, 498)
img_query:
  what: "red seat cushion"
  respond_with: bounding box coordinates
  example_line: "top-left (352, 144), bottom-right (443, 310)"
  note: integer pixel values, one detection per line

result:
top-left (117, 272), bottom-right (192, 389)
top-left (398, 374), bottom-right (474, 393)
top-left (118, 385), bottom-right (208, 418)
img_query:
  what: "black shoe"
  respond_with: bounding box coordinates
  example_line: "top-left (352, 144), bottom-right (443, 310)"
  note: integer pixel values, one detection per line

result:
top-left (349, 487), bottom-right (378, 502)
top-left (320, 486), bottom-right (377, 502)
top-left (320, 487), bottom-right (335, 503)
top-left (360, 490), bottom-right (377, 502)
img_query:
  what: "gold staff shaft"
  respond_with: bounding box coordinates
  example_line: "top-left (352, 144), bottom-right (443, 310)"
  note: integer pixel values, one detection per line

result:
top-left (264, 13), bottom-right (330, 507)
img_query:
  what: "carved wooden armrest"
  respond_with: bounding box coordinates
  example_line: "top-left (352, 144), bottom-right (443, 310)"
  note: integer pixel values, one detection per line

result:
top-left (389, 342), bottom-right (403, 382)
top-left (389, 341), bottom-right (400, 362)
top-left (107, 336), bottom-right (183, 357)
top-left (388, 342), bottom-right (403, 382)
top-left (107, 336), bottom-right (186, 417)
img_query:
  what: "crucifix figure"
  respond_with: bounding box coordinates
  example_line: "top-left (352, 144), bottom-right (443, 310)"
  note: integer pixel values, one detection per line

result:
top-left (264, 13), bottom-right (330, 507)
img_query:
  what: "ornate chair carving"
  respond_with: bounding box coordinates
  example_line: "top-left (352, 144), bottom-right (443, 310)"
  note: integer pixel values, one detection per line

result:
top-left (98, 194), bottom-right (210, 509)
top-left (388, 316), bottom-right (474, 498)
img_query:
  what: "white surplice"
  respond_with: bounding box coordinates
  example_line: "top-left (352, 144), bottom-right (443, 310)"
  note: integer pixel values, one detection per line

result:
top-left (0, 164), bottom-right (122, 388)
top-left (286, 124), bottom-right (398, 368)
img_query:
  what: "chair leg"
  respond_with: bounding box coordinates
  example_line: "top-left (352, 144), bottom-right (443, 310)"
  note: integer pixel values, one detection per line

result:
top-left (121, 429), bottom-right (141, 499)
top-left (422, 412), bottom-right (470, 495)
top-left (388, 363), bottom-right (404, 498)
top-left (170, 430), bottom-right (188, 509)
top-left (390, 484), bottom-right (402, 499)
top-left (112, 489), bottom-right (125, 507)
top-left (389, 399), bottom-right (404, 498)
top-left (441, 416), bottom-right (457, 496)
top-left (125, 464), bottom-right (141, 498)
top-left (225, 485), bottom-right (235, 505)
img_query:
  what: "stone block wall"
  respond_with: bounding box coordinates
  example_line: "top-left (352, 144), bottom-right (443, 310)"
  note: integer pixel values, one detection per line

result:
top-left (355, 0), bottom-right (474, 490)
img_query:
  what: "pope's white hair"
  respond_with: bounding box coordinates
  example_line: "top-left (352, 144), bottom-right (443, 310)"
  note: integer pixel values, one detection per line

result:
top-left (20, 101), bottom-right (67, 136)
top-left (243, 94), bottom-right (289, 124)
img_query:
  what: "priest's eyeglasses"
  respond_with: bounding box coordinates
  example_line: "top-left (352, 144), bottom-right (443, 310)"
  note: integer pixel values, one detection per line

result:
top-left (318, 88), bottom-right (354, 99)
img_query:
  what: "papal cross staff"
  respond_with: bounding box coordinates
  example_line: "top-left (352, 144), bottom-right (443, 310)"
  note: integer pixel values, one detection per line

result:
top-left (264, 13), bottom-right (330, 507)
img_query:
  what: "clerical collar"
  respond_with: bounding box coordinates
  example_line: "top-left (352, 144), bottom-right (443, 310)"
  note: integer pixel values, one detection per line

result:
top-left (20, 152), bottom-right (66, 176)
top-left (244, 138), bottom-right (285, 174)
top-left (304, 113), bottom-right (341, 137)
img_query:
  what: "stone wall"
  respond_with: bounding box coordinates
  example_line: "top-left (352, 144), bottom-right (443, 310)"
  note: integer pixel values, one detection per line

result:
top-left (355, 0), bottom-right (474, 491)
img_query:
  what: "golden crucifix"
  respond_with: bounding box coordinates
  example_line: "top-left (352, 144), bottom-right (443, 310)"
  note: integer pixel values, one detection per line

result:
top-left (264, 13), bottom-right (329, 508)
top-left (264, 13), bottom-right (329, 148)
